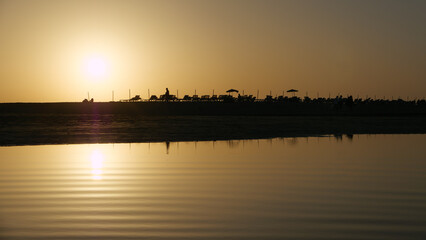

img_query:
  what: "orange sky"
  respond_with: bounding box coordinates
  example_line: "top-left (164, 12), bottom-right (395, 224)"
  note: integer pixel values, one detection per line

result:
top-left (0, 0), bottom-right (425, 102)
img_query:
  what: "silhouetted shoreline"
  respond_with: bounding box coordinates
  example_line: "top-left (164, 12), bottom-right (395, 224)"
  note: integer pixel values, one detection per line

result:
top-left (1, 102), bottom-right (425, 146)
top-left (1, 112), bottom-right (425, 146)
top-left (1, 101), bottom-right (425, 115)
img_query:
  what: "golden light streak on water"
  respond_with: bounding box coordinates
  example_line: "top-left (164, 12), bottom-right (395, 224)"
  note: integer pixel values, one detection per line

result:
top-left (91, 150), bottom-right (104, 180)
top-left (0, 135), bottom-right (425, 239)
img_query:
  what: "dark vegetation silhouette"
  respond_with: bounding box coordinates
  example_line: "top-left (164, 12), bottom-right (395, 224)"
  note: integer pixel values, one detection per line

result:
top-left (0, 88), bottom-right (425, 146)
top-left (119, 89), bottom-right (425, 110)
top-left (3, 88), bottom-right (425, 116)
top-left (114, 90), bottom-right (426, 116)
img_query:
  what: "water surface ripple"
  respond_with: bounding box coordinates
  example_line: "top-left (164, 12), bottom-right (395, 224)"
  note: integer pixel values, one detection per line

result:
top-left (1, 135), bottom-right (425, 239)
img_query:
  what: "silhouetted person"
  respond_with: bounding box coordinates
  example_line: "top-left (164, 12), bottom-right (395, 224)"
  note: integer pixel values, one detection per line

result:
top-left (165, 88), bottom-right (170, 102)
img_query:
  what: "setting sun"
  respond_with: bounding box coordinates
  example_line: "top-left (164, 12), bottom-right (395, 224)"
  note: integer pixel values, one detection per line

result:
top-left (84, 56), bottom-right (109, 80)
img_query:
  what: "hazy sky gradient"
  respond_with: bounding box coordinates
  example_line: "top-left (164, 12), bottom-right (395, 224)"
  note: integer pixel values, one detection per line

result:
top-left (0, 0), bottom-right (425, 102)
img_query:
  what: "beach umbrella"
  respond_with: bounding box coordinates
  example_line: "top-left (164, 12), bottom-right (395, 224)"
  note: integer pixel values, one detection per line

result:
top-left (226, 89), bottom-right (239, 95)
top-left (226, 89), bottom-right (239, 93)
top-left (287, 89), bottom-right (298, 96)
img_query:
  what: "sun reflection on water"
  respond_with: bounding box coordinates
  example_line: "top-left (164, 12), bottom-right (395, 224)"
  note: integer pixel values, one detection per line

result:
top-left (90, 150), bottom-right (104, 180)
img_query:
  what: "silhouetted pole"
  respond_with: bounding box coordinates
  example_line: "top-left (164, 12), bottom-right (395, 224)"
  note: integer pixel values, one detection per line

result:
top-left (329, 93), bottom-right (330, 99)
top-left (129, 89), bottom-right (131, 101)
top-left (243, 90), bottom-right (244, 95)
top-left (213, 89), bottom-right (214, 96)
top-left (195, 89), bottom-right (196, 95)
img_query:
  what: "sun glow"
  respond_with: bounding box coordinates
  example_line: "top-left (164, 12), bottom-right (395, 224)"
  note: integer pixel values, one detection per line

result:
top-left (84, 56), bottom-right (109, 80)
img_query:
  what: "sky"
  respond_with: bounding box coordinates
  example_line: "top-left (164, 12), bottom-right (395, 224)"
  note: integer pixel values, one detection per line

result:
top-left (0, 0), bottom-right (425, 102)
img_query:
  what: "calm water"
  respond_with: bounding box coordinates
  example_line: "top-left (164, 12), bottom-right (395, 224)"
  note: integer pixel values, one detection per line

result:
top-left (0, 135), bottom-right (426, 240)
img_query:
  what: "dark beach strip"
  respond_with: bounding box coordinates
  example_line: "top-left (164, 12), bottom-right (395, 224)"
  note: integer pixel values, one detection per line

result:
top-left (1, 102), bottom-right (426, 146)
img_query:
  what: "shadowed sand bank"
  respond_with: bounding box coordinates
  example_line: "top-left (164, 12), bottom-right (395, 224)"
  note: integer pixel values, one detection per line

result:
top-left (1, 101), bottom-right (426, 115)
top-left (1, 114), bottom-right (425, 146)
